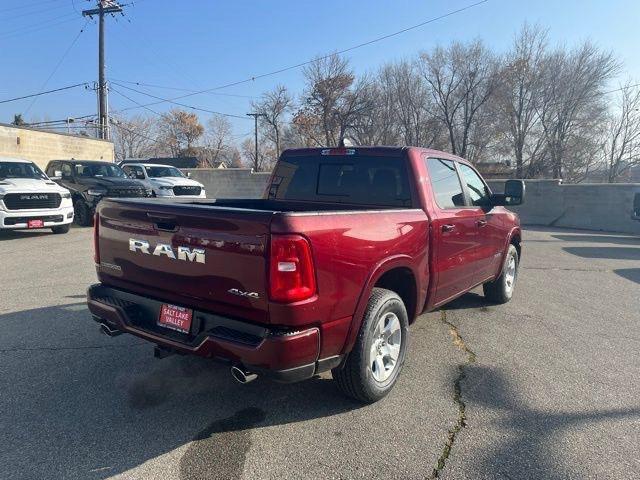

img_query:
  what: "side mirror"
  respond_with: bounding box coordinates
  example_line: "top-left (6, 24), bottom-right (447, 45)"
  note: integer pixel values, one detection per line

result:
top-left (490, 180), bottom-right (525, 207)
top-left (633, 193), bottom-right (640, 221)
top-left (50, 170), bottom-right (63, 180)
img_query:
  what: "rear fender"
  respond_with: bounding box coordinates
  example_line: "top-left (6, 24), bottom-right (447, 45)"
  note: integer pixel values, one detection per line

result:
top-left (341, 255), bottom-right (420, 355)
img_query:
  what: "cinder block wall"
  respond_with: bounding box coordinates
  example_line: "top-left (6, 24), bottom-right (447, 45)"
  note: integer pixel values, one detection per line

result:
top-left (183, 168), bottom-right (271, 199)
top-left (0, 124), bottom-right (114, 169)
top-left (487, 179), bottom-right (640, 235)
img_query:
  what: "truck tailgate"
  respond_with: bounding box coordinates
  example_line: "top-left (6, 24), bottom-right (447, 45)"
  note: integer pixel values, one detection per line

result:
top-left (95, 199), bottom-right (273, 323)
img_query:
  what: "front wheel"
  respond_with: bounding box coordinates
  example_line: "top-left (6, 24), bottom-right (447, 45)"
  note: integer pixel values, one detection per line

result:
top-left (74, 200), bottom-right (93, 227)
top-left (483, 244), bottom-right (519, 304)
top-left (332, 287), bottom-right (408, 403)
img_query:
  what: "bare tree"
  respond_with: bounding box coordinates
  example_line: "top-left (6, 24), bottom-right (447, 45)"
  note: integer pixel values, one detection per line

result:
top-left (254, 85), bottom-right (293, 158)
top-left (537, 42), bottom-right (620, 179)
top-left (601, 82), bottom-right (640, 182)
top-left (199, 115), bottom-right (233, 167)
top-left (299, 54), bottom-right (373, 146)
top-left (241, 137), bottom-right (274, 172)
top-left (111, 115), bottom-right (158, 160)
top-left (419, 39), bottom-right (500, 159)
top-left (497, 24), bottom-right (549, 177)
top-left (158, 109), bottom-right (204, 157)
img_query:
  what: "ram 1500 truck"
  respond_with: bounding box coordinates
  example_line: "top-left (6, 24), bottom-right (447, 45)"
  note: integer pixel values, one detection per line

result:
top-left (87, 147), bottom-right (524, 403)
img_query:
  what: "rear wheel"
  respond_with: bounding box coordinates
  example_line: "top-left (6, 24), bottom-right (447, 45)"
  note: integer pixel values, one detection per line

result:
top-left (74, 199), bottom-right (93, 227)
top-left (333, 287), bottom-right (408, 403)
top-left (483, 244), bottom-right (519, 304)
top-left (51, 224), bottom-right (70, 234)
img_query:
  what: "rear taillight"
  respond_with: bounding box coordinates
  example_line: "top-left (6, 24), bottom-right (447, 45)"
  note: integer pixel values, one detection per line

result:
top-left (93, 212), bottom-right (100, 264)
top-left (269, 235), bottom-right (317, 303)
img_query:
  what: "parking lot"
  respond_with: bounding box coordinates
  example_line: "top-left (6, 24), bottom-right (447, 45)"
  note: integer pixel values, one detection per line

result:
top-left (0, 226), bottom-right (638, 480)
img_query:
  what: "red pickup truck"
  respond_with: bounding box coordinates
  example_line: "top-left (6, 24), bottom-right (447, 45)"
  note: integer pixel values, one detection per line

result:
top-left (87, 147), bottom-right (523, 403)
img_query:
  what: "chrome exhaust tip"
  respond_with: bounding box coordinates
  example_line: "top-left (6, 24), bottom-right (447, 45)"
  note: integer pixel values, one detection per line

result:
top-left (99, 323), bottom-right (122, 337)
top-left (231, 365), bottom-right (258, 384)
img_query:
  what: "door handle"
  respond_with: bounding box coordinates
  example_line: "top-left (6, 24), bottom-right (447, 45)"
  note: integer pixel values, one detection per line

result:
top-left (442, 224), bottom-right (455, 233)
top-left (476, 220), bottom-right (488, 228)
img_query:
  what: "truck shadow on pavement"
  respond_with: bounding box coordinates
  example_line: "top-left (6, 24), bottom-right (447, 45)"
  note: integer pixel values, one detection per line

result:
top-left (551, 233), bottom-right (639, 246)
top-left (614, 268), bottom-right (640, 285)
top-left (563, 246), bottom-right (640, 261)
top-left (461, 364), bottom-right (640, 479)
top-left (0, 302), bottom-right (360, 480)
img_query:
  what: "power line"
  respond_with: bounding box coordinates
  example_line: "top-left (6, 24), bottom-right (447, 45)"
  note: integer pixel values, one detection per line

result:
top-left (0, 0), bottom-right (64, 14)
top-left (24, 21), bottom-right (89, 115)
top-left (3, 3), bottom-right (74, 21)
top-left (109, 78), bottom-right (254, 98)
top-left (0, 12), bottom-right (78, 37)
top-left (0, 82), bottom-right (89, 104)
top-left (109, 85), bottom-right (163, 116)
top-left (110, 81), bottom-right (250, 119)
top-left (26, 113), bottom-right (97, 126)
top-left (107, 0), bottom-right (490, 114)
top-left (0, 16), bottom-right (82, 40)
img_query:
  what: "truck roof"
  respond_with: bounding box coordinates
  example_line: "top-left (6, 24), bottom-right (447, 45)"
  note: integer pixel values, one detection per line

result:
top-left (281, 146), bottom-right (468, 163)
top-left (0, 157), bottom-right (33, 164)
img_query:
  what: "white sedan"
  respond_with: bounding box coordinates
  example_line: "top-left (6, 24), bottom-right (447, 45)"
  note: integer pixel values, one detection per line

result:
top-left (121, 163), bottom-right (206, 198)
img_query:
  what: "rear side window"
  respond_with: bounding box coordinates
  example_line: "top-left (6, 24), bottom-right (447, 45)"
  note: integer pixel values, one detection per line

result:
top-left (426, 158), bottom-right (465, 209)
top-left (458, 163), bottom-right (490, 207)
top-left (268, 154), bottom-right (412, 207)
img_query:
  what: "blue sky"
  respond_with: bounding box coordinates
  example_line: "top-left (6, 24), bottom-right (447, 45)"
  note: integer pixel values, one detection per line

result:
top-left (1, 0), bottom-right (639, 140)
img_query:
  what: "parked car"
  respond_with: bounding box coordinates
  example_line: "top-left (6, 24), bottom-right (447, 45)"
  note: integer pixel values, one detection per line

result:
top-left (87, 146), bottom-right (524, 403)
top-left (0, 157), bottom-right (74, 234)
top-left (45, 160), bottom-right (151, 226)
top-left (119, 163), bottom-right (206, 198)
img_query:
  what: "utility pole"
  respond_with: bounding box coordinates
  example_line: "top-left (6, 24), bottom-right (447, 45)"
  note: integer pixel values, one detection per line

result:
top-left (246, 112), bottom-right (266, 171)
top-left (83, 1), bottom-right (123, 140)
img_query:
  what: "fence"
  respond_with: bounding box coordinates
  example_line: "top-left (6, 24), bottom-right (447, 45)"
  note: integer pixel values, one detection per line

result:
top-left (487, 179), bottom-right (640, 235)
top-left (183, 168), bottom-right (271, 199)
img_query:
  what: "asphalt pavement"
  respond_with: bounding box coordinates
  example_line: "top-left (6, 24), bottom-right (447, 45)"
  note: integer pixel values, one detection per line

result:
top-left (0, 226), bottom-right (638, 479)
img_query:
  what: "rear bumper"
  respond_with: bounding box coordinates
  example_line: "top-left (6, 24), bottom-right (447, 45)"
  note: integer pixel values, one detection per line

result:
top-left (86, 284), bottom-right (341, 382)
top-left (0, 205), bottom-right (74, 229)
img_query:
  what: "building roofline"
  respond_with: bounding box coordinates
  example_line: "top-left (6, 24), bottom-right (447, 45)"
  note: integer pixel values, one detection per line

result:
top-left (0, 122), bottom-right (113, 144)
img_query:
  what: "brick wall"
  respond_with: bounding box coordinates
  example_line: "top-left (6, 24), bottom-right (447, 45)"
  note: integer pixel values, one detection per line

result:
top-left (0, 123), bottom-right (114, 169)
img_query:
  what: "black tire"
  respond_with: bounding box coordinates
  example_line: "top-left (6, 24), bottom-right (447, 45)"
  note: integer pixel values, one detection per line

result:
top-left (483, 244), bottom-right (519, 304)
top-left (74, 199), bottom-right (93, 227)
top-left (332, 287), bottom-right (409, 403)
top-left (51, 224), bottom-right (70, 234)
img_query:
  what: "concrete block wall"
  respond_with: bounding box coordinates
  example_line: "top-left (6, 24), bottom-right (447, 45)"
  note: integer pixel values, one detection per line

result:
top-left (0, 124), bottom-right (114, 169)
top-left (487, 179), bottom-right (640, 235)
top-left (183, 168), bottom-right (271, 199)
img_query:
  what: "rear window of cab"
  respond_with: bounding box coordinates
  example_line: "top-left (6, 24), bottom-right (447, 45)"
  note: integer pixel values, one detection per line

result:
top-left (268, 154), bottom-right (413, 207)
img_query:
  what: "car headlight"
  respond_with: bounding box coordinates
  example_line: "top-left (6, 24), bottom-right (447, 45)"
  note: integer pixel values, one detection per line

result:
top-left (87, 188), bottom-right (107, 196)
top-left (61, 192), bottom-right (71, 199)
top-left (159, 186), bottom-right (173, 190)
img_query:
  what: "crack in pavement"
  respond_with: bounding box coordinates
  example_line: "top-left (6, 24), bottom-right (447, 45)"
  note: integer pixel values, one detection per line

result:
top-left (430, 309), bottom-right (477, 479)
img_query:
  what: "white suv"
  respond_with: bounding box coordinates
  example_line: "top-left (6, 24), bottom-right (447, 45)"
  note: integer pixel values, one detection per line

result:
top-left (120, 163), bottom-right (206, 198)
top-left (0, 158), bottom-right (74, 234)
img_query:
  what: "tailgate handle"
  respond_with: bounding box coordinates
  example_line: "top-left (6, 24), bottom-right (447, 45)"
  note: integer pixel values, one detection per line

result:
top-left (147, 213), bottom-right (178, 232)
